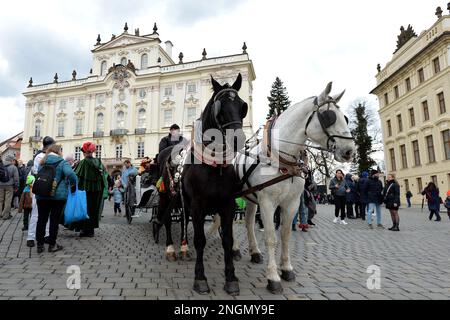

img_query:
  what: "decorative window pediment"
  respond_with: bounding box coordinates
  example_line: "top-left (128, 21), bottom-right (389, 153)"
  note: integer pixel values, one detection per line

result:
top-left (74, 110), bottom-right (85, 117)
top-left (161, 97), bottom-right (175, 108)
top-left (185, 95), bottom-right (199, 105)
top-left (56, 112), bottom-right (67, 119)
top-left (114, 103), bottom-right (128, 110)
top-left (33, 112), bottom-right (45, 118)
top-left (136, 101), bottom-right (148, 107)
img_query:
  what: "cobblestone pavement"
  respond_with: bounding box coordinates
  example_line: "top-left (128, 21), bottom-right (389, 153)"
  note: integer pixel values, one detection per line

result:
top-left (1, 201), bottom-right (449, 300)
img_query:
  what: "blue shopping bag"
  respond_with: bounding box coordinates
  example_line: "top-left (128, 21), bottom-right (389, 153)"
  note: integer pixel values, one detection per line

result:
top-left (64, 184), bottom-right (89, 225)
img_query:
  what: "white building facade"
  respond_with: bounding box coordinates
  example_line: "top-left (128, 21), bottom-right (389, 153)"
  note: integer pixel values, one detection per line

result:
top-left (21, 24), bottom-right (256, 174)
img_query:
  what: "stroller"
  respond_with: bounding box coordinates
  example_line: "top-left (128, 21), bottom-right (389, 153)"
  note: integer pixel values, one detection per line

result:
top-left (124, 172), bottom-right (159, 224)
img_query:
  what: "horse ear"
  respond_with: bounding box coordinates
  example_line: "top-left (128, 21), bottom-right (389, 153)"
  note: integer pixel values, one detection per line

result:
top-left (211, 75), bottom-right (222, 92)
top-left (332, 90), bottom-right (345, 103)
top-left (231, 73), bottom-right (242, 91)
top-left (318, 82), bottom-right (333, 103)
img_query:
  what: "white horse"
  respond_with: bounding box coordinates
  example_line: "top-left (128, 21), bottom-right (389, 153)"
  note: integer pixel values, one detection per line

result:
top-left (233, 82), bottom-right (355, 293)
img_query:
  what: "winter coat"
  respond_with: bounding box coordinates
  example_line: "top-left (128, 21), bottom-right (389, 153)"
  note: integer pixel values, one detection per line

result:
top-left (356, 177), bottom-right (369, 204)
top-left (444, 196), bottom-right (450, 210)
top-left (406, 191), bottom-right (413, 199)
top-left (18, 186), bottom-right (33, 211)
top-left (329, 177), bottom-right (348, 197)
top-left (383, 180), bottom-right (400, 210)
top-left (158, 134), bottom-right (187, 153)
top-left (35, 154), bottom-right (78, 201)
top-left (111, 186), bottom-right (124, 203)
top-left (345, 174), bottom-right (357, 203)
top-left (422, 187), bottom-right (441, 212)
top-left (0, 158), bottom-right (19, 189)
top-left (364, 176), bottom-right (384, 205)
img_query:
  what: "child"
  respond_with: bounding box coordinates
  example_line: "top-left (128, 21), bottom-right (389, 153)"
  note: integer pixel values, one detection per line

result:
top-left (445, 190), bottom-right (450, 220)
top-left (110, 180), bottom-right (124, 216)
top-left (18, 175), bottom-right (35, 231)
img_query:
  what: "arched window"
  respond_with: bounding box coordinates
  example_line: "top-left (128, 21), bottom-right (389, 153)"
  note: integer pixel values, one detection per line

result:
top-left (121, 57), bottom-right (127, 66)
top-left (117, 111), bottom-right (125, 129)
top-left (141, 54), bottom-right (148, 69)
top-left (96, 113), bottom-right (104, 132)
top-left (138, 108), bottom-right (146, 128)
top-left (34, 119), bottom-right (42, 137)
top-left (100, 61), bottom-right (107, 76)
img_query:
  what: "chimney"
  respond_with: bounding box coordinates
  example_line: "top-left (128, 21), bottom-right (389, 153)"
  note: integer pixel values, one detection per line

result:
top-left (165, 40), bottom-right (173, 59)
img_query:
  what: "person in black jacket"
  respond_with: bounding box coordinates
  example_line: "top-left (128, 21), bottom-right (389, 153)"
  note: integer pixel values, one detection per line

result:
top-left (363, 169), bottom-right (385, 229)
top-left (383, 173), bottom-right (401, 231)
top-left (158, 124), bottom-right (188, 153)
top-left (356, 171), bottom-right (369, 220)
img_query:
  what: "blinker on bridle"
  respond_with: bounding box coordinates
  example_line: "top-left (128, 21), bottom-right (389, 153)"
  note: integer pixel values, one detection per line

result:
top-left (213, 88), bottom-right (243, 131)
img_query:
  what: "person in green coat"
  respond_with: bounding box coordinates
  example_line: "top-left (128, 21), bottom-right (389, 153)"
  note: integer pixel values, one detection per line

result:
top-left (69, 141), bottom-right (108, 237)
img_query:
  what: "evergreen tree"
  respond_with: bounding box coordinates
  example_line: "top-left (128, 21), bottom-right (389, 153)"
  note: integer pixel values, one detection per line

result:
top-left (267, 77), bottom-right (291, 119)
top-left (350, 101), bottom-right (376, 174)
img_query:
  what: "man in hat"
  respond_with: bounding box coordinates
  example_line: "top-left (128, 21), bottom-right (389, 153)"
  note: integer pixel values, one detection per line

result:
top-left (26, 136), bottom-right (54, 247)
top-left (158, 124), bottom-right (188, 153)
top-left (0, 155), bottom-right (20, 220)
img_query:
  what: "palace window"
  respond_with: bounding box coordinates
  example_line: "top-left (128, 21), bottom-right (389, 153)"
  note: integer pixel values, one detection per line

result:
top-left (431, 175), bottom-right (438, 186)
top-left (397, 114), bottom-right (403, 132)
top-left (400, 144), bottom-right (407, 169)
top-left (433, 57), bottom-right (441, 74)
top-left (100, 61), bottom-right (107, 76)
top-left (137, 108), bottom-right (146, 129)
top-left (394, 86), bottom-right (399, 99)
top-left (76, 97), bottom-right (85, 110)
top-left (137, 142), bottom-right (145, 158)
top-left (96, 113), bottom-right (104, 132)
top-left (418, 68), bottom-right (425, 84)
top-left (164, 87), bottom-right (173, 97)
top-left (74, 147), bottom-right (81, 161)
top-left (386, 119), bottom-right (392, 137)
top-left (405, 78), bottom-right (411, 92)
top-left (95, 145), bottom-right (102, 159)
top-left (412, 140), bottom-right (421, 166)
top-left (163, 109), bottom-right (173, 127)
top-left (139, 88), bottom-right (146, 99)
top-left (442, 129), bottom-right (450, 160)
top-left (417, 177), bottom-right (423, 194)
top-left (187, 107), bottom-right (197, 124)
top-left (384, 93), bottom-right (389, 106)
top-left (389, 148), bottom-right (396, 171)
top-left (116, 144), bottom-right (123, 159)
top-left (404, 179), bottom-right (410, 192)
top-left (117, 111), bottom-right (125, 129)
top-left (59, 99), bottom-right (67, 110)
top-left (409, 108), bottom-right (415, 127)
top-left (120, 57), bottom-right (127, 66)
top-left (57, 120), bottom-right (64, 137)
top-left (96, 94), bottom-right (105, 105)
top-left (187, 83), bottom-right (197, 94)
top-left (34, 119), bottom-right (42, 137)
top-left (437, 92), bottom-right (446, 114)
top-left (75, 118), bottom-right (83, 135)
top-left (422, 100), bottom-right (430, 121)
top-left (141, 54), bottom-right (148, 69)
top-left (426, 135), bottom-right (436, 163)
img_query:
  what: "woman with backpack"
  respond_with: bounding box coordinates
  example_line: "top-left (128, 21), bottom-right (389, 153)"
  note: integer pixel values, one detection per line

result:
top-left (422, 182), bottom-right (441, 221)
top-left (34, 144), bottom-right (77, 253)
top-left (383, 173), bottom-right (401, 231)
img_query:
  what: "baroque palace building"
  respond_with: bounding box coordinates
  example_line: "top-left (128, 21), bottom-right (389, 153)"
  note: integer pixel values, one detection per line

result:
top-left (21, 23), bottom-right (256, 174)
top-left (371, 5), bottom-right (450, 204)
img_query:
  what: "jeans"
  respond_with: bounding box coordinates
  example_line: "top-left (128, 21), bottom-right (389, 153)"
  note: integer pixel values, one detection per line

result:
top-left (406, 197), bottom-right (411, 207)
top-left (114, 202), bottom-right (122, 213)
top-left (367, 203), bottom-right (382, 225)
top-left (293, 193), bottom-right (307, 226)
top-left (334, 195), bottom-right (346, 220)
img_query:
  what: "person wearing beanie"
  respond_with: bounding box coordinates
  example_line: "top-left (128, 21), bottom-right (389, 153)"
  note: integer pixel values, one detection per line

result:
top-left (158, 123), bottom-right (188, 153)
top-left (18, 175), bottom-right (35, 231)
top-left (0, 155), bottom-right (20, 220)
top-left (356, 171), bottom-right (369, 220)
top-left (364, 169), bottom-right (385, 229)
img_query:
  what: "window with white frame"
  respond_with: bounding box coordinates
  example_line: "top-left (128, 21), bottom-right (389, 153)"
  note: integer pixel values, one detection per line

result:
top-left (75, 147), bottom-right (81, 161)
top-left (75, 118), bottom-right (83, 135)
top-left (36, 102), bottom-right (43, 112)
top-left (76, 97), bottom-right (85, 110)
top-left (139, 88), bottom-right (146, 99)
top-left (163, 109), bottom-right (173, 127)
top-left (141, 54), bottom-right (148, 69)
top-left (137, 142), bottom-right (145, 158)
top-left (164, 86), bottom-right (173, 96)
top-left (187, 83), bottom-right (197, 94)
top-left (117, 111), bottom-right (125, 129)
top-left (59, 99), bottom-right (67, 110)
top-left (57, 120), bottom-right (65, 137)
top-left (116, 144), bottom-right (123, 159)
top-left (120, 57), bottom-right (127, 66)
top-left (96, 94), bottom-right (105, 105)
top-left (34, 119), bottom-right (42, 137)
top-left (96, 113), bottom-right (104, 132)
top-left (187, 107), bottom-right (197, 124)
top-left (138, 108), bottom-right (146, 128)
top-left (95, 145), bottom-right (102, 159)
top-left (100, 61), bottom-right (107, 76)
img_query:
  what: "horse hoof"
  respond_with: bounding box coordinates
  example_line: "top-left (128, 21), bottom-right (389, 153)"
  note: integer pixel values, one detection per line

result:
top-left (166, 252), bottom-right (177, 262)
top-left (232, 250), bottom-right (242, 262)
top-left (280, 270), bottom-right (296, 282)
top-left (179, 251), bottom-right (193, 261)
top-left (224, 281), bottom-right (240, 296)
top-left (266, 280), bottom-right (283, 294)
top-left (193, 280), bottom-right (210, 295)
top-left (250, 253), bottom-right (263, 264)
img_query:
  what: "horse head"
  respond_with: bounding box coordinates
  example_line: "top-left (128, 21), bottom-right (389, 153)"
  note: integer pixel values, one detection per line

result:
top-left (305, 82), bottom-right (355, 163)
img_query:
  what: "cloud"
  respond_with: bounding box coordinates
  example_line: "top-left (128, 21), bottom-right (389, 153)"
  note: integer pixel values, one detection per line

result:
top-left (0, 97), bottom-right (25, 141)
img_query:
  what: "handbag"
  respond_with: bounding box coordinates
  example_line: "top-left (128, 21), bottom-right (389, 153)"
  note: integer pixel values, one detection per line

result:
top-left (64, 183), bottom-right (89, 225)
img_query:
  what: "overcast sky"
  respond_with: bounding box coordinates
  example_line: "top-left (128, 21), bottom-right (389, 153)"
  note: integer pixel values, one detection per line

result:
top-left (0, 0), bottom-right (445, 146)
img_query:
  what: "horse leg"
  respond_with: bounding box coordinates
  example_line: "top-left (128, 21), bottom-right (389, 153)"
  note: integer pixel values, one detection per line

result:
top-left (245, 201), bottom-right (263, 264)
top-left (231, 218), bottom-right (242, 262)
top-left (165, 210), bottom-right (176, 262)
top-left (192, 209), bottom-right (210, 294)
top-left (260, 198), bottom-right (283, 294)
top-left (220, 203), bottom-right (240, 296)
top-left (279, 202), bottom-right (299, 282)
top-left (179, 206), bottom-right (192, 261)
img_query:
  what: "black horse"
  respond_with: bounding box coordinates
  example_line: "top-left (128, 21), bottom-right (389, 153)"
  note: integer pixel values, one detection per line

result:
top-left (181, 73), bottom-right (248, 296)
top-left (154, 145), bottom-right (191, 262)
